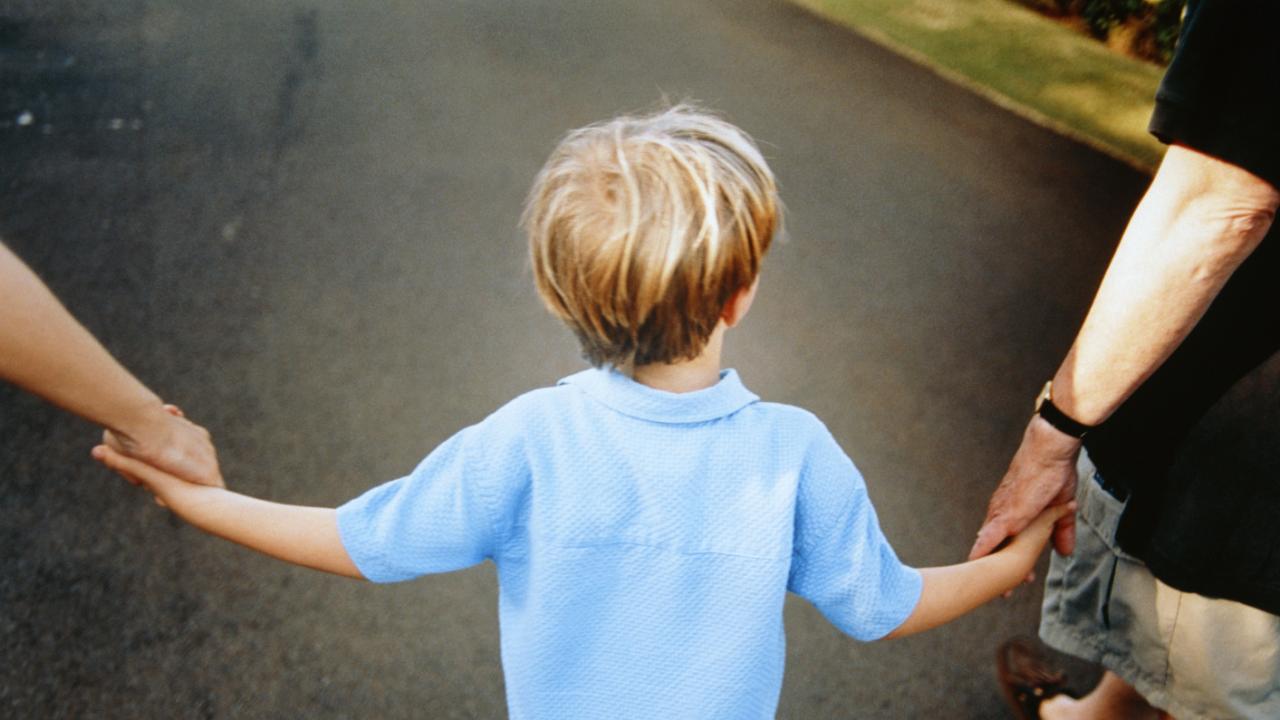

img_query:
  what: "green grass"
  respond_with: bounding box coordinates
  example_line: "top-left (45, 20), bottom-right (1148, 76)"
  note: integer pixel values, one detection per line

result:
top-left (791, 0), bottom-right (1168, 170)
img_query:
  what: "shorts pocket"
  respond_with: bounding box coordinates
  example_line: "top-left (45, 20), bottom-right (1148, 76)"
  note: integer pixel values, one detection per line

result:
top-left (1044, 459), bottom-right (1139, 632)
top-left (1075, 468), bottom-right (1138, 562)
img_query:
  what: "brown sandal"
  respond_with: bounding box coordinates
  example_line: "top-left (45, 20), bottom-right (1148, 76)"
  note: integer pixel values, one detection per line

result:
top-left (996, 637), bottom-right (1072, 719)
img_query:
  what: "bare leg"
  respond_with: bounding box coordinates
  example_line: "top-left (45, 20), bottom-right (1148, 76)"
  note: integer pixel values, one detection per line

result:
top-left (1040, 671), bottom-right (1170, 720)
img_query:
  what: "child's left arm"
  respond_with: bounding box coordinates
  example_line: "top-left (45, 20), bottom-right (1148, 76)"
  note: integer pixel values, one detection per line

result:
top-left (93, 445), bottom-right (364, 579)
top-left (883, 502), bottom-right (1074, 639)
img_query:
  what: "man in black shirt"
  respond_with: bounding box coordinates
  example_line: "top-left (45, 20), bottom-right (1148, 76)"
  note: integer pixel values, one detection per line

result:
top-left (972, 2), bottom-right (1280, 718)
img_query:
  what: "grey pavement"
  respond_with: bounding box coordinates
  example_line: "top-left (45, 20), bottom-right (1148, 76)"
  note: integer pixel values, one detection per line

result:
top-left (0, 1), bottom-right (1168, 717)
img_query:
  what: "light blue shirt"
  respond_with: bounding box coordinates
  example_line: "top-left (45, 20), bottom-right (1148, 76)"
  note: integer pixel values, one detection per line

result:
top-left (337, 367), bottom-right (922, 719)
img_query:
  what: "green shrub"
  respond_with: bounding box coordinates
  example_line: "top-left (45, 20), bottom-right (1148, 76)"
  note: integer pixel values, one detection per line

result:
top-left (1012, 0), bottom-right (1185, 64)
top-left (1150, 0), bottom-right (1186, 61)
top-left (1082, 0), bottom-right (1143, 37)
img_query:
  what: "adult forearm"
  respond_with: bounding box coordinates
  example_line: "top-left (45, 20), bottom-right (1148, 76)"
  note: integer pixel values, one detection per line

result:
top-left (0, 243), bottom-right (163, 434)
top-left (162, 484), bottom-right (364, 579)
top-left (1051, 145), bottom-right (1278, 425)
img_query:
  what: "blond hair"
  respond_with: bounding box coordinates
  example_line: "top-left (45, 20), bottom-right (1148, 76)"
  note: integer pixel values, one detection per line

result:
top-left (523, 105), bottom-right (780, 368)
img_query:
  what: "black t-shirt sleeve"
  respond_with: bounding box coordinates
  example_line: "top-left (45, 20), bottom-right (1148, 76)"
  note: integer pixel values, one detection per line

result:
top-left (1148, 0), bottom-right (1280, 189)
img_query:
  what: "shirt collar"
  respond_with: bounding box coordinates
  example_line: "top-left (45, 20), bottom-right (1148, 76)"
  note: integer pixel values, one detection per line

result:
top-left (559, 366), bottom-right (759, 424)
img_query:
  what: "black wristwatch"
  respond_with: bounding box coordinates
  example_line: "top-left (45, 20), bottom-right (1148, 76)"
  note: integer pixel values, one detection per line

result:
top-left (1034, 381), bottom-right (1094, 439)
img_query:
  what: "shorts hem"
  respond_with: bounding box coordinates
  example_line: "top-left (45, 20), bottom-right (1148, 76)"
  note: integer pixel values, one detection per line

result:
top-left (1041, 590), bottom-right (1213, 720)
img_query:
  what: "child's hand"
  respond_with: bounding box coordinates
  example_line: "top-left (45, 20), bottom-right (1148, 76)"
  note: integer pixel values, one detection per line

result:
top-left (1000, 502), bottom-right (1076, 593)
top-left (885, 501), bottom-right (1080, 639)
top-left (92, 443), bottom-right (205, 508)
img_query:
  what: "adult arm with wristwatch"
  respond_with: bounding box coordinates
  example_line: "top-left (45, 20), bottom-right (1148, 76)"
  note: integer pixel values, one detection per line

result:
top-left (969, 143), bottom-right (1279, 561)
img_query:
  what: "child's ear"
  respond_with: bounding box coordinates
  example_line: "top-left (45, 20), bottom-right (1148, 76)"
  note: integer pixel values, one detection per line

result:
top-left (721, 278), bottom-right (760, 329)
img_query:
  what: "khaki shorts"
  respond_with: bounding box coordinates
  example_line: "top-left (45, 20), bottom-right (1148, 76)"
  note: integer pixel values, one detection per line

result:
top-left (1039, 452), bottom-right (1280, 720)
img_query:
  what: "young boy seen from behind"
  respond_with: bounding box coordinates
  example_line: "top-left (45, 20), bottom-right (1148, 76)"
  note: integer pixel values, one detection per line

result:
top-left (95, 105), bottom-right (1070, 719)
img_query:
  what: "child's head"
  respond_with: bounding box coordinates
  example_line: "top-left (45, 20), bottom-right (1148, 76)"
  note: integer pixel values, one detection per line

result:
top-left (524, 105), bottom-right (780, 368)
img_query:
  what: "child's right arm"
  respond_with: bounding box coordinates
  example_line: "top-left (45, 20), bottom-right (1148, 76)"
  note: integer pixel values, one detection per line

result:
top-left (884, 502), bottom-right (1074, 639)
top-left (93, 444), bottom-right (365, 580)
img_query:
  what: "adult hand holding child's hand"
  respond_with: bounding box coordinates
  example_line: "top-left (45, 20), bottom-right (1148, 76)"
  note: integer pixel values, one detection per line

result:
top-left (992, 501), bottom-right (1077, 602)
top-left (102, 403), bottom-right (224, 490)
top-left (1004, 502), bottom-right (1076, 570)
top-left (970, 415), bottom-right (1080, 562)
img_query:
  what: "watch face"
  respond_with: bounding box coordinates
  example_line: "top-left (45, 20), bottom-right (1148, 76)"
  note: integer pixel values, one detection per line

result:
top-left (1035, 381), bottom-right (1053, 413)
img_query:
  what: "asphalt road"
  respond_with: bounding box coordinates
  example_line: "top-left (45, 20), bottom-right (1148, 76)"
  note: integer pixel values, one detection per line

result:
top-left (0, 1), bottom-right (1181, 717)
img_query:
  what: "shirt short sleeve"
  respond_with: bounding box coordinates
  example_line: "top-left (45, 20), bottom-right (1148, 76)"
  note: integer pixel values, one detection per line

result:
top-left (787, 427), bottom-right (922, 641)
top-left (336, 411), bottom-right (526, 583)
top-left (1148, 0), bottom-right (1280, 188)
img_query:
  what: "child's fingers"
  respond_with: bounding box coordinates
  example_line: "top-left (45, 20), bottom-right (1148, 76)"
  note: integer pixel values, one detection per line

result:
top-left (1002, 570), bottom-right (1037, 600)
top-left (91, 444), bottom-right (142, 485)
top-left (118, 467), bottom-right (144, 486)
top-left (92, 444), bottom-right (179, 490)
top-left (101, 427), bottom-right (125, 451)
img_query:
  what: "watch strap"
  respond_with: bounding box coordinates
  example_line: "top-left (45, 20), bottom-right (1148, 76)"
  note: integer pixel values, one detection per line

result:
top-left (1037, 396), bottom-right (1093, 439)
